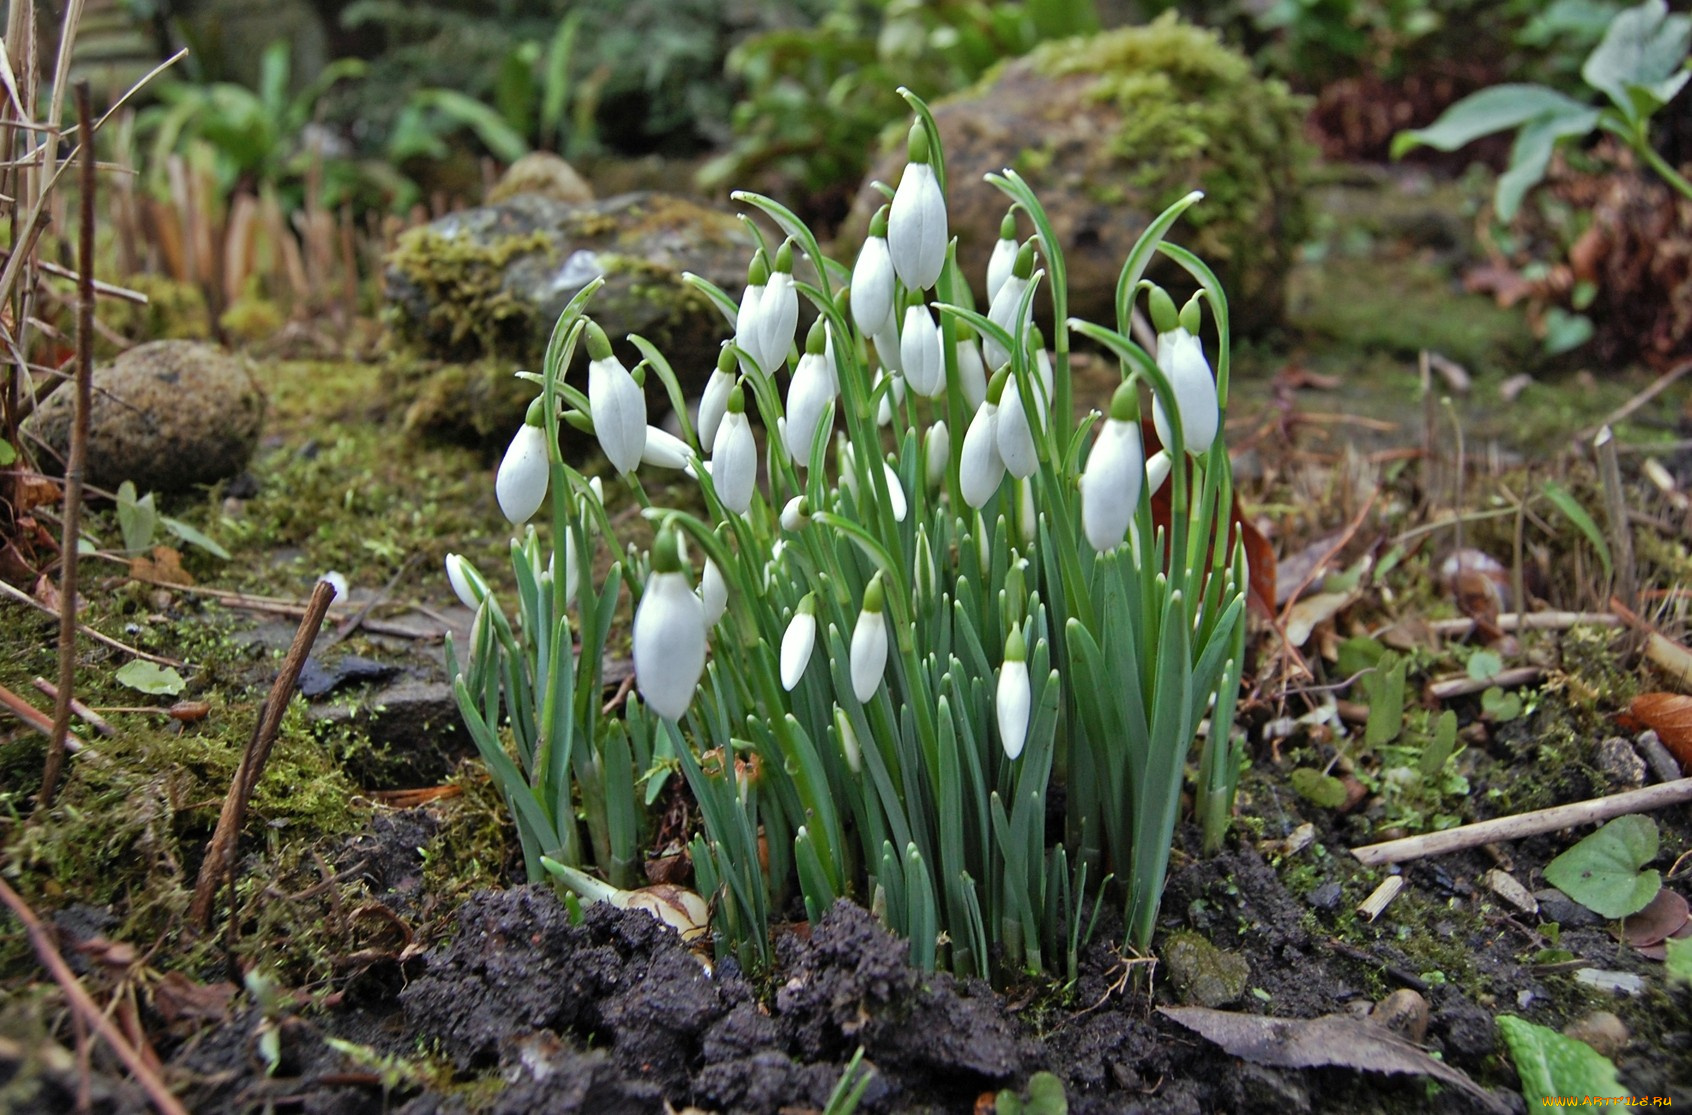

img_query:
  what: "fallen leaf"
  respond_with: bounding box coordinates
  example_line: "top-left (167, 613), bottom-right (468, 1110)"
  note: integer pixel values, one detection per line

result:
top-left (1618, 888), bottom-right (1689, 950)
top-left (1284, 590), bottom-right (1356, 648)
top-left (1623, 693), bottom-right (1692, 770)
top-left (152, 970), bottom-right (236, 1027)
top-left (130, 546), bottom-right (193, 587)
top-left (1159, 1006), bottom-right (1509, 1113)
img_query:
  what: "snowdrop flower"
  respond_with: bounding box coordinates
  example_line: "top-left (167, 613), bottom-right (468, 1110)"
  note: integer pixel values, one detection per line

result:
top-left (710, 384), bottom-right (757, 515)
top-left (960, 371), bottom-right (1008, 508)
top-left (984, 241), bottom-right (1035, 369)
top-left (900, 300), bottom-right (944, 397)
top-left (834, 706), bottom-right (862, 774)
top-left (954, 325), bottom-right (988, 409)
top-left (873, 365), bottom-right (906, 427)
top-left (632, 528), bottom-right (707, 720)
top-left (585, 322), bottom-right (647, 475)
top-left (1080, 382), bottom-right (1145, 552)
top-left (784, 320), bottom-right (836, 464)
top-left (887, 124), bottom-right (946, 291)
top-left (322, 571), bottom-right (349, 604)
top-left (444, 553), bottom-right (488, 611)
top-left (757, 241), bottom-right (799, 373)
top-left (733, 250), bottom-right (770, 374)
top-left (850, 573), bottom-right (889, 703)
top-left (997, 369), bottom-right (1039, 479)
top-left (641, 425), bottom-right (692, 470)
top-left (780, 594), bottom-right (818, 691)
top-left (698, 346), bottom-right (737, 450)
top-left (1146, 449), bottom-right (1173, 497)
top-left (780, 495), bottom-right (811, 531)
top-left (700, 557), bottom-right (727, 627)
top-left (552, 526), bottom-right (581, 608)
top-left (986, 211), bottom-right (1018, 305)
top-left (1150, 291), bottom-right (1218, 456)
top-left (922, 420), bottom-right (949, 491)
top-left (881, 459), bottom-right (907, 523)
top-left (851, 206), bottom-right (896, 337)
top-left (997, 627), bottom-right (1031, 760)
top-left (913, 525), bottom-right (938, 608)
top-left (496, 400), bottom-right (551, 524)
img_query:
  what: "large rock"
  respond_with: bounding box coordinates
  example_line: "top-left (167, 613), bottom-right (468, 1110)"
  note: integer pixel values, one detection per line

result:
top-left (30, 341), bottom-right (264, 493)
top-left (385, 191), bottom-right (754, 447)
top-left (842, 17), bottom-right (1312, 335)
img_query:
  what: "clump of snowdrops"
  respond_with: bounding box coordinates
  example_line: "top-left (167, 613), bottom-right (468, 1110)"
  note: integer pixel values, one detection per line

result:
top-left (446, 91), bottom-right (1249, 980)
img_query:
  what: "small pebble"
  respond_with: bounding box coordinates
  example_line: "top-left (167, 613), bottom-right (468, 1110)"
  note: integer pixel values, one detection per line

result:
top-left (1595, 736), bottom-right (1646, 790)
top-left (1308, 881), bottom-right (1344, 911)
top-left (1534, 889), bottom-right (1603, 929)
top-left (1368, 988), bottom-right (1430, 1044)
top-left (1564, 1011), bottom-right (1629, 1058)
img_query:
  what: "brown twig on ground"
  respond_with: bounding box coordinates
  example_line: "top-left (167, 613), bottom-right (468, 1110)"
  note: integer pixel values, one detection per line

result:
top-left (121, 573), bottom-right (448, 641)
top-left (323, 554), bottom-right (421, 648)
top-left (1424, 665), bottom-right (1545, 701)
top-left (38, 82), bottom-right (96, 809)
top-left (0, 679), bottom-right (86, 750)
top-left (0, 578), bottom-right (185, 666)
top-left (32, 675), bottom-right (114, 735)
top-left (1427, 611), bottom-right (1623, 638)
top-left (0, 876), bottom-right (190, 1115)
top-left (1595, 426), bottom-right (1638, 619)
top-left (1352, 778), bottom-right (1692, 866)
top-left (1581, 357), bottom-right (1692, 442)
top-left (188, 579), bottom-right (335, 931)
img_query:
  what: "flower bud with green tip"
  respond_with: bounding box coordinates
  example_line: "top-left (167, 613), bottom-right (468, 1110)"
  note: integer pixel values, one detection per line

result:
top-left (1080, 381), bottom-right (1145, 552)
top-left (780, 593), bottom-right (818, 691)
top-left (984, 240), bottom-right (1035, 368)
top-left (585, 321), bottom-right (647, 474)
top-left (699, 345), bottom-right (737, 450)
top-left (953, 323), bottom-right (988, 409)
top-left (888, 124), bottom-right (946, 291)
top-left (996, 367), bottom-right (1038, 479)
top-left (834, 705), bottom-right (861, 774)
top-left (960, 369), bottom-right (1008, 508)
top-left (641, 425), bottom-right (693, 470)
top-left (784, 319), bottom-right (836, 463)
top-left (496, 397), bottom-right (551, 524)
top-left (851, 206), bottom-right (896, 337)
top-left (780, 494), bottom-right (811, 531)
top-left (632, 527), bottom-right (707, 720)
top-left (997, 626), bottom-right (1030, 761)
top-left (987, 211), bottom-right (1018, 305)
top-left (734, 250), bottom-right (770, 373)
top-left (923, 420), bottom-right (949, 491)
top-left (758, 240), bottom-right (799, 373)
top-left (900, 298), bottom-right (944, 398)
top-left (711, 384), bottom-right (757, 514)
top-left (1152, 328), bottom-right (1218, 456)
top-left (444, 553), bottom-right (489, 612)
top-left (700, 557), bottom-right (727, 627)
top-left (850, 572), bottom-right (889, 703)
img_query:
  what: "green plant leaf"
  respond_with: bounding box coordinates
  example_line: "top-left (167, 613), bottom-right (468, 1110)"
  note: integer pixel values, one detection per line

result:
top-left (1468, 649), bottom-right (1504, 682)
top-left (1391, 84), bottom-right (1594, 159)
top-left (1289, 768), bottom-right (1348, 809)
top-left (1543, 480), bottom-right (1613, 582)
top-left (115, 659), bottom-right (187, 696)
top-left (1419, 709), bottom-right (1459, 777)
top-left (160, 516), bottom-right (230, 559)
top-left (1543, 814), bottom-right (1660, 918)
top-left (1666, 936), bottom-right (1692, 984)
top-left (1493, 106), bottom-right (1602, 221)
top-left (116, 481), bottom-right (158, 555)
top-left (0, 439), bottom-right (16, 465)
top-left (1498, 1014), bottom-right (1627, 1104)
top-left (1365, 653), bottom-right (1406, 747)
top-left (1582, 0), bottom-right (1691, 120)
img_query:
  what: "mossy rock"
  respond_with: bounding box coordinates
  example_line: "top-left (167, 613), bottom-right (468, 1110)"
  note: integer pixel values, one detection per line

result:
top-left (842, 16), bottom-right (1312, 335)
top-left (383, 191), bottom-right (752, 395)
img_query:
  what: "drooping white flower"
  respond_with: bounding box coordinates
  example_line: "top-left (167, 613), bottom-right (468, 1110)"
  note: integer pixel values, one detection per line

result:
top-left (900, 301), bottom-right (944, 398)
top-left (698, 347), bottom-right (737, 450)
top-left (996, 370), bottom-right (1039, 479)
top-left (496, 405), bottom-right (551, 524)
top-left (849, 574), bottom-right (889, 703)
top-left (444, 553), bottom-right (488, 611)
top-left (584, 322), bottom-right (647, 475)
top-left (780, 495), bottom-right (810, 532)
top-left (758, 241), bottom-right (799, 373)
top-left (710, 385), bottom-right (757, 515)
top-left (734, 250), bottom-right (770, 375)
top-left (1146, 449), bottom-right (1173, 497)
top-left (784, 320), bottom-right (836, 464)
top-left (923, 420), bottom-right (949, 491)
top-left (1080, 382), bottom-right (1146, 552)
top-left (632, 528), bottom-right (707, 720)
top-left (851, 206), bottom-right (896, 337)
top-left (1151, 327), bottom-right (1219, 456)
top-left (780, 594), bottom-right (818, 691)
top-left (641, 425), bottom-right (692, 470)
top-left (887, 125), bottom-right (947, 291)
top-left (960, 373), bottom-right (1007, 508)
top-left (996, 627), bottom-right (1030, 760)
top-left (700, 557), bottom-right (728, 626)
top-left (873, 365), bottom-right (906, 428)
top-left (954, 327), bottom-right (988, 410)
top-left (881, 459), bottom-right (907, 523)
top-left (983, 241), bottom-right (1034, 369)
top-left (986, 211), bottom-right (1018, 305)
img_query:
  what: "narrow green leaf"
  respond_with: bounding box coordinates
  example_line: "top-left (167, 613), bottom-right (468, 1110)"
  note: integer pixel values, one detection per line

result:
top-left (1543, 480), bottom-right (1613, 582)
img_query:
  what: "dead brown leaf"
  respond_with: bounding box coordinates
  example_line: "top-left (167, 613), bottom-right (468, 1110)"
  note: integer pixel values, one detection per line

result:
top-left (1619, 887), bottom-right (1689, 950)
top-left (152, 970), bottom-right (236, 1028)
top-left (1621, 693), bottom-right (1692, 771)
top-left (130, 546), bottom-right (193, 587)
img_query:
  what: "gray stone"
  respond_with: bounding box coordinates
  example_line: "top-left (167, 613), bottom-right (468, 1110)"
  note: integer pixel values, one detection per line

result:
top-left (1161, 928), bottom-right (1250, 1008)
top-left (29, 341), bottom-right (264, 494)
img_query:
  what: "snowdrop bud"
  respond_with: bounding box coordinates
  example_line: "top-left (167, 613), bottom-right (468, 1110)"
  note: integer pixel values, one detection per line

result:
top-left (1145, 449), bottom-right (1172, 497)
top-left (784, 321), bottom-right (836, 464)
top-left (984, 241), bottom-right (1035, 368)
top-left (887, 125), bottom-right (947, 291)
top-left (700, 557), bottom-right (727, 627)
top-left (900, 301), bottom-right (944, 397)
top-left (986, 211), bottom-right (1018, 306)
top-left (734, 250), bottom-right (770, 373)
top-left (923, 420), bottom-right (950, 491)
top-left (873, 366), bottom-right (905, 427)
top-left (444, 553), bottom-right (488, 612)
top-left (1151, 329), bottom-right (1219, 456)
top-left (997, 371), bottom-right (1039, 479)
top-left (851, 207), bottom-right (896, 337)
top-left (960, 370), bottom-right (1008, 508)
top-left (632, 531), bottom-right (707, 721)
top-left (758, 240), bottom-right (799, 373)
top-left (1080, 382), bottom-right (1145, 552)
top-left (1148, 285), bottom-right (1179, 335)
top-left (834, 706), bottom-right (862, 774)
top-left (850, 574), bottom-right (889, 703)
top-left (711, 385), bottom-right (757, 515)
top-left (913, 525), bottom-right (937, 608)
top-left (780, 594), bottom-right (818, 691)
top-left (641, 425), bottom-right (692, 470)
top-left (1017, 476), bottom-right (1036, 546)
top-left (558, 526), bottom-right (580, 608)
top-left (1179, 292), bottom-right (1204, 336)
top-left (954, 325), bottom-right (988, 410)
top-left (496, 402), bottom-right (551, 524)
top-left (780, 495), bottom-right (811, 531)
top-left (881, 459), bottom-right (907, 523)
top-left (322, 571), bottom-right (349, 604)
top-left (584, 322), bottom-right (647, 475)
top-left (997, 626), bottom-right (1030, 761)
top-left (698, 346), bottom-right (737, 450)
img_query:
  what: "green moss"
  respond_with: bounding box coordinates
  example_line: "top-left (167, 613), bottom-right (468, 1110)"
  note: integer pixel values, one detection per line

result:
top-left (98, 274), bottom-right (213, 349)
top-left (386, 228), bottom-right (554, 358)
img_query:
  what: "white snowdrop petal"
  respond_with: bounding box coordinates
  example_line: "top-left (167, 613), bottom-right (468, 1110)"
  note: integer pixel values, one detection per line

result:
top-left (887, 162), bottom-right (946, 291)
top-left (444, 553), bottom-right (483, 611)
top-left (849, 609), bottom-right (889, 703)
top-left (997, 659), bottom-right (1030, 760)
top-left (632, 571), bottom-right (707, 720)
top-left (496, 423), bottom-right (551, 524)
top-left (997, 380), bottom-right (1038, 479)
top-left (780, 612), bottom-right (816, 691)
top-left (710, 411), bottom-right (757, 514)
top-left (850, 237), bottom-right (896, 337)
top-left (641, 425), bottom-right (692, 470)
top-left (955, 339), bottom-right (988, 410)
top-left (1080, 419), bottom-right (1144, 552)
top-left (986, 237), bottom-right (1017, 305)
top-left (960, 402), bottom-right (1005, 508)
top-left (698, 369), bottom-right (734, 450)
top-left (900, 304), bottom-right (944, 398)
top-left (701, 558), bottom-right (727, 626)
top-left (588, 356), bottom-right (648, 475)
top-left (882, 461), bottom-right (907, 523)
